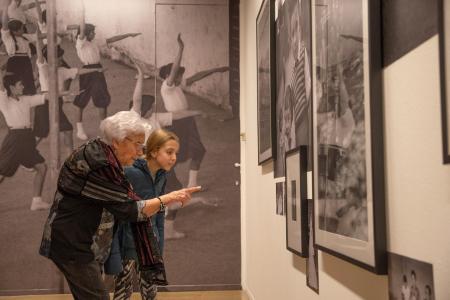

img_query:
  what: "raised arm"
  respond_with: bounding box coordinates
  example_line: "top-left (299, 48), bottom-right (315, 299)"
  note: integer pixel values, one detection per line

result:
top-left (185, 66), bottom-right (229, 86)
top-left (0, 68), bottom-right (5, 92)
top-left (35, 26), bottom-right (44, 64)
top-left (166, 33), bottom-right (184, 86)
top-left (34, 0), bottom-right (43, 23)
top-left (131, 60), bottom-right (144, 115)
top-left (78, 0), bottom-right (85, 40)
top-left (2, 1), bottom-right (11, 30)
top-left (106, 33), bottom-right (141, 45)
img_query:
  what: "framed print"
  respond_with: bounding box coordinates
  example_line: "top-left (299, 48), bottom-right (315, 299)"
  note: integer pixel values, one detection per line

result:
top-left (257, 0), bottom-right (276, 164)
top-left (306, 199), bottom-right (319, 293)
top-left (276, 180), bottom-right (286, 215)
top-left (285, 146), bottom-right (308, 257)
top-left (312, 0), bottom-right (387, 274)
top-left (274, 0), bottom-right (312, 177)
top-left (388, 253), bottom-right (435, 300)
top-left (438, 0), bottom-right (450, 163)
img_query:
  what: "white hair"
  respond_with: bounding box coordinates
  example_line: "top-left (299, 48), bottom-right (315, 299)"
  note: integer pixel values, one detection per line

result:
top-left (99, 111), bottom-right (152, 144)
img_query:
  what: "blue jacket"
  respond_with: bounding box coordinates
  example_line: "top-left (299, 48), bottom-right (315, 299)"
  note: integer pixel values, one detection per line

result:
top-left (105, 158), bottom-right (167, 275)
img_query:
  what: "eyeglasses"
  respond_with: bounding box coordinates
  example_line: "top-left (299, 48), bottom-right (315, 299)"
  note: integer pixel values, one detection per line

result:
top-left (125, 137), bottom-right (145, 151)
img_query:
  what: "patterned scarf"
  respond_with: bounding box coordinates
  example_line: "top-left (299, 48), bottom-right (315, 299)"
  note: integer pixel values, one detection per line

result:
top-left (100, 140), bottom-right (168, 285)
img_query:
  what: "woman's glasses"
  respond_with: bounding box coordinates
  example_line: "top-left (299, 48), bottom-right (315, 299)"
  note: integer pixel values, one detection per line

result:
top-left (125, 137), bottom-right (145, 151)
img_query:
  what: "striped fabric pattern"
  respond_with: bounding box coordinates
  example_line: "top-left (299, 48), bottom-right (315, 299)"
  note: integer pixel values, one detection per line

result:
top-left (113, 260), bottom-right (157, 300)
top-left (291, 47), bottom-right (308, 126)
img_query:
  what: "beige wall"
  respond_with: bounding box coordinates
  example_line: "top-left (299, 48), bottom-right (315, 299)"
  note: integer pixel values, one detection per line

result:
top-left (240, 1), bottom-right (450, 299)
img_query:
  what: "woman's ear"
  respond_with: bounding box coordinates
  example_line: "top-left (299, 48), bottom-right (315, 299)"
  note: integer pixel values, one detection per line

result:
top-left (111, 138), bottom-right (119, 150)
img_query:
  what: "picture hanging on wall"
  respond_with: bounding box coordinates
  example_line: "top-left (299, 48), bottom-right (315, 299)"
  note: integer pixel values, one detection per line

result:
top-left (388, 253), bottom-right (435, 300)
top-left (312, 0), bottom-right (387, 274)
top-left (306, 199), bottom-right (319, 293)
top-left (257, 0), bottom-right (276, 165)
top-left (276, 180), bottom-right (286, 215)
top-left (274, 0), bottom-right (312, 177)
top-left (438, 0), bottom-right (450, 164)
top-left (285, 146), bottom-right (308, 257)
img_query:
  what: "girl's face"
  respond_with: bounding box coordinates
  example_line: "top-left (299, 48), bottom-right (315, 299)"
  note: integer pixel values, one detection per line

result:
top-left (151, 139), bottom-right (179, 171)
top-left (13, 26), bottom-right (24, 36)
top-left (10, 81), bottom-right (24, 97)
top-left (87, 30), bottom-right (96, 41)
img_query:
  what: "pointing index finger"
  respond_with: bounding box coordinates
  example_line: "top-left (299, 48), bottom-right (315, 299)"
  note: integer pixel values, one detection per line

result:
top-left (185, 186), bottom-right (202, 194)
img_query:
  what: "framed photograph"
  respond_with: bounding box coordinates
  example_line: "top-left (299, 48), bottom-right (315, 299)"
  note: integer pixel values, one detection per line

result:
top-left (285, 146), bottom-right (308, 257)
top-left (274, 0), bottom-right (312, 177)
top-left (438, 0), bottom-right (450, 163)
top-left (312, 0), bottom-right (387, 274)
top-left (388, 253), bottom-right (435, 300)
top-left (257, 0), bottom-right (276, 165)
top-left (306, 199), bottom-right (319, 294)
top-left (276, 180), bottom-right (286, 215)
top-left (306, 199), bottom-right (319, 293)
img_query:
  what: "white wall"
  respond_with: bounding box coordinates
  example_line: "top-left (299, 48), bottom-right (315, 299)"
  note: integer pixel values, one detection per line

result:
top-left (240, 1), bottom-right (450, 300)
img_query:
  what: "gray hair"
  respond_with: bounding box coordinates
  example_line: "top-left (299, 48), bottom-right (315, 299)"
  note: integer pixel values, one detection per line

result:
top-left (99, 111), bottom-right (152, 144)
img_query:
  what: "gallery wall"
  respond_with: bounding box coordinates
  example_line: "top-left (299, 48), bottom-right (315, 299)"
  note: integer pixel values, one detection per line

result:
top-left (240, 0), bottom-right (450, 299)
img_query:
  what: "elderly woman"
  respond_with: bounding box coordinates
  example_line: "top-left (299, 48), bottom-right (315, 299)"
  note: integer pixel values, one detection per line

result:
top-left (39, 111), bottom-right (200, 300)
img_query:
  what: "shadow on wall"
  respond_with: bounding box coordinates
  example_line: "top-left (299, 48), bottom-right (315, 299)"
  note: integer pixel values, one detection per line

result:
top-left (322, 253), bottom-right (388, 299)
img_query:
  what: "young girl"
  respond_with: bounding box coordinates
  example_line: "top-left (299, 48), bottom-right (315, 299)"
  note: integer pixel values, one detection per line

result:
top-left (0, 69), bottom-right (49, 210)
top-left (34, 22), bottom-right (103, 154)
top-left (160, 33), bottom-right (227, 238)
top-left (1, 0), bottom-right (36, 96)
top-left (106, 129), bottom-right (189, 300)
top-left (73, 0), bottom-right (140, 140)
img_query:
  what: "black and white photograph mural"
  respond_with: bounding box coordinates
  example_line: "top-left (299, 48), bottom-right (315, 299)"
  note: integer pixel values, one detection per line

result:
top-left (274, 0), bottom-right (311, 178)
top-left (312, 0), bottom-right (386, 273)
top-left (388, 253), bottom-right (435, 300)
top-left (0, 0), bottom-right (240, 296)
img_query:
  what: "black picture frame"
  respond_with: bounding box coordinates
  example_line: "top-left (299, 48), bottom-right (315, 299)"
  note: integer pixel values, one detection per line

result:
top-left (273, 0), bottom-right (312, 178)
top-left (438, 0), bottom-right (450, 164)
top-left (285, 146), bottom-right (308, 257)
top-left (257, 0), bottom-right (276, 165)
top-left (306, 199), bottom-right (319, 293)
top-left (312, 0), bottom-right (387, 274)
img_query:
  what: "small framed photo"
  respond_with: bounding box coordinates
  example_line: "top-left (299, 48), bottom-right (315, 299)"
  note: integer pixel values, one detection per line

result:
top-left (388, 253), bottom-right (434, 300)
top-left (276, 181), bottom-right (286, 215)
top-left (438, 0), bottom-right (450, 163)
top-left (257, 0), bottom-right (276, 165)
top-left (285, 146), bottom-right (308, 257)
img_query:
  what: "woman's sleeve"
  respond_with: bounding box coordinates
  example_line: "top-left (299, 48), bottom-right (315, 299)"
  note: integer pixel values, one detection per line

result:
top-left (84, 167), bottom-right (149, 222)
top-left (58, 162), bottom-right (146, 222)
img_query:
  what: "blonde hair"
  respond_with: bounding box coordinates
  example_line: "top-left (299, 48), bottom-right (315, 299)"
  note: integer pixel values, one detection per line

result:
top-left (145, 129), bottom-right (179, 159)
